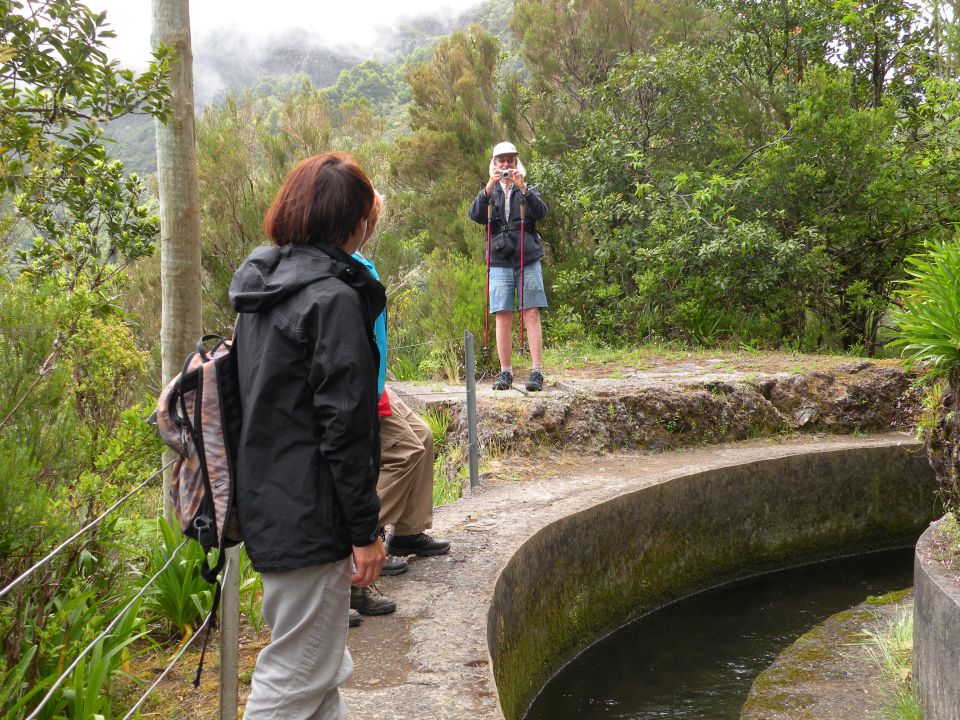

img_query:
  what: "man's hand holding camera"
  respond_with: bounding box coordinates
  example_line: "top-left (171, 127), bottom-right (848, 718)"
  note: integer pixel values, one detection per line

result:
top-left (484, 164), bottom-right (527, 197)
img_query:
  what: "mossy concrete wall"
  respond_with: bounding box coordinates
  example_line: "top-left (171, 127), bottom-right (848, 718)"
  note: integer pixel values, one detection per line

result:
top-left (913, 520), bottom-right (960, 720)
top-left (488, 444), bottom-right (937, 720)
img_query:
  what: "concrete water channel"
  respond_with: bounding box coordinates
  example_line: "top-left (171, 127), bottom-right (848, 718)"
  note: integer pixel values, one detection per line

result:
top-left (337, 432), bottom-right (936, 720)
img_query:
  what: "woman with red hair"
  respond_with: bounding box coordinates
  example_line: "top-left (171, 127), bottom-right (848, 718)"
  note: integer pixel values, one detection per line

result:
top-left (230, 153), bottom-right (386, 719)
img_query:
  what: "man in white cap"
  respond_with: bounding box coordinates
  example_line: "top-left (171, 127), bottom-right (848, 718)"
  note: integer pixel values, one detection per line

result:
top-left (468, 141), bottom-right (549, 391)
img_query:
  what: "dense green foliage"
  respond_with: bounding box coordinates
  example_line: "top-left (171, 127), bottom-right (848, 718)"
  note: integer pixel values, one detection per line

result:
top-left (529, 0), bottom-right (960, 352)
top-left (89, 1), bottom-right (960, 377)
top-left (0, 2), bottom-right (176, 716)
top-left (0, 277), bottom-right (162, 717)
top-left (115, 0), bottom-right (960, 372)
top-left (141, 519), bottom-right (214, 640)
top-left (0, 0), bottom-right (170, 278)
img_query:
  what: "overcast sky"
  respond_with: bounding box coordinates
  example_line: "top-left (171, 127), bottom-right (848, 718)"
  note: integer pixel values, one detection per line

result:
top-left (83, 0), bottom-right (484, 68)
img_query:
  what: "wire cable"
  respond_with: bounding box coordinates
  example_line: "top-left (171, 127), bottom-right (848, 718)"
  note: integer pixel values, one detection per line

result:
top-left (24, 539), bottom-right (189, 720)
top-left (387, 337), bottom-right (461, 352)
top-left (119, 558), bottom-right (232, 720)
top-left (0, 458), bottom-right (175, 600)
top-left (399, 390), bottom-right (468, 397)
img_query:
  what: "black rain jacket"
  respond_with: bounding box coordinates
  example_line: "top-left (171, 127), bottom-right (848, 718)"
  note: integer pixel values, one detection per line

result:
top-left (468, 183), bottom-right (548, 268)
top-left (229, 243), bottom-right (386, 573)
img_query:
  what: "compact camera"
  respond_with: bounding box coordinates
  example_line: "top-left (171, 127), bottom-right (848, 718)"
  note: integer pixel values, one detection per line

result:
top-left (499, 169), bottom-right (512, 178)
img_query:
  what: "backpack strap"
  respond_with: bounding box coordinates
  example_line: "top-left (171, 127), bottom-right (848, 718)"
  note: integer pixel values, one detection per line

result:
top-left (192, 579), bottom-right (223, 688)
top-left (200, 546), bottom-right (226, 584)
top-left (197, 334), bottom-right (227, 361)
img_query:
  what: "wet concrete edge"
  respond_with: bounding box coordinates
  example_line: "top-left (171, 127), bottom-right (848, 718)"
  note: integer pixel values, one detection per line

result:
top-left (913, 519), bottom-right (960, 720)
top-left (489, 439), bottom-right (936, 720)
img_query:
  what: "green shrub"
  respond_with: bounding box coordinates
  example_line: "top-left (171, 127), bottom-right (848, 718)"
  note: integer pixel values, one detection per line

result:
top-left (0, 276), bottom-right (160, 719)
top-left (420, 407), bottom-right (452, 451)
top-left (140, 519), bottom-right (214, 641)
top-left (861, 605), bottom-right (922, 720)
top-left (889, 235), bottom-right (960, 510)
top-left (392, 249), bottom-right (494, 379)
top-left (889, 237), bottom-right (960, 376)
top-left (1, 585), bottom-right (152, 720)
top-left (60, 599), bottom-right (151, 720)
top-left (432, 454), bottom-right (462, 508)
top-left (238, 547), bottom-right (265, 636)
top-left (417, 346), bottom-right (461, 383)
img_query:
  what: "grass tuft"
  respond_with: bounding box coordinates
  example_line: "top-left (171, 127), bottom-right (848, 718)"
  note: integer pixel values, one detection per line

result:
top-left (861, 605), bottom-right (923, 720)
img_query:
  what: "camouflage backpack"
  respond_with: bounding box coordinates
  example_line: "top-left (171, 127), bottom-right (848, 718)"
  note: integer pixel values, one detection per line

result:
top-left (154, 333), bottom-right (243, 583)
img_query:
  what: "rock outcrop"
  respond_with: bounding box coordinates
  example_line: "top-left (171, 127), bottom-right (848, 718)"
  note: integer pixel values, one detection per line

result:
top-left (443, 362), bottom-right (918, 456)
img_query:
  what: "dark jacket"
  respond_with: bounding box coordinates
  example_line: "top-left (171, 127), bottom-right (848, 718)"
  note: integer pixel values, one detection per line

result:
top-left (468, 183), bottom-right (548, 268)
top-left (229, 243), bottom-right (386, 573)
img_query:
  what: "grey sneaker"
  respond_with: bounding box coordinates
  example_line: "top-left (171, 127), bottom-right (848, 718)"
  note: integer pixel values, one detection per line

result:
top-left (492, 370), bottom-right (513, 390)
top-left (526, 370), bottom-right (544, 392)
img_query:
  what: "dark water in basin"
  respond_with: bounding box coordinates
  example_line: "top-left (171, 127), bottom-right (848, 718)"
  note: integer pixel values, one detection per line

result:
top-left (524, 548), bottom-right (913, 720)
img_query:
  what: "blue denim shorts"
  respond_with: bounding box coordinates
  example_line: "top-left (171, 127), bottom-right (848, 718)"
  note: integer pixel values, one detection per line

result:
top-left (489, 261), bottom-right (548, 313)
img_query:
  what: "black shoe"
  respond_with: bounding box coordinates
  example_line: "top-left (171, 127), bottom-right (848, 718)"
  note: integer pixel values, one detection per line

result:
top-left (492, 370), bottom-right (512, 390)
top-left (350, 585), bottom-right (396, 616)
top-left (526, 370), bottom-right (544, 392)
top-left (348, 609), bottom-right (363, 627)
top-left (381, 554), bottom-right (409, 576)
top-left (387, 532), bottom-right (451, 557)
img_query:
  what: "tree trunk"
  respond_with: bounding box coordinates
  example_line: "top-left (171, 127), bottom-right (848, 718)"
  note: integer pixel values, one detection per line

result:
top-left (152, 0), bottom-right (202, 525)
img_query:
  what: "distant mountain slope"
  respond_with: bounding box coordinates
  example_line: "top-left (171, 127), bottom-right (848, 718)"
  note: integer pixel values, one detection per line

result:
top-left (105, 0), bottom-right (511, 176)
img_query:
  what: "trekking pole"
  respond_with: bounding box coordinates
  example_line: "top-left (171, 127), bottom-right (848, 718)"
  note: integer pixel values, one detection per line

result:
top-left (518, 197), bottom-right (526, 352)
top-left (483, 197), bottom-right (493, 358)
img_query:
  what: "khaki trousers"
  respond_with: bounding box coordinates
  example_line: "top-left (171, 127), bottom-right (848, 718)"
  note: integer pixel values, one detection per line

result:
top-left (378, 387), bottom-right (434, 536)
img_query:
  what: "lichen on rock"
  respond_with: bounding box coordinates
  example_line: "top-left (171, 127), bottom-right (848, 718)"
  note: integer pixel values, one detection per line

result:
top-left (447, 362), bottom-right (915, 458)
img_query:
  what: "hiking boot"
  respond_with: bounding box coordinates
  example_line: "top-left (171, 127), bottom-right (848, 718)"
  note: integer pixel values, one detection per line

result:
top-left (348, 609), bottom-right (363, 627)
top-left (381, 554), bottom-right (409, 576)
top-left (526, 370), bottom-right (544, 392)
top-left (387, 532), bottom-right (451, 557)
top-left (492, 370), bottom-right (512, 390)
top-left (350, 585), bottom-right (396, 616)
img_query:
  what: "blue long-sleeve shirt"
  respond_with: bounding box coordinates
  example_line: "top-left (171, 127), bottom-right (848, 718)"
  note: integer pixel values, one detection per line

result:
top-left (353, 251), bottom-right (387, 397)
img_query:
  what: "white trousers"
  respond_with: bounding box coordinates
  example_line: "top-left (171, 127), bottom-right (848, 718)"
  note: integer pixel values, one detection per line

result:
top-left (243, 558), bottom-right (353, 720)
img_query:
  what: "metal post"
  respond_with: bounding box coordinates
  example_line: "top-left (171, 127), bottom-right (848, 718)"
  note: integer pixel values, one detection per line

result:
top-left (465, 330), bottom-right (480, 488)
top-left (220, 545), bottom-right (240, 720)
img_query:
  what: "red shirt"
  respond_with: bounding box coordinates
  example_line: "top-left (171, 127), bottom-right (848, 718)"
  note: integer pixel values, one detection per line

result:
top-left (378, 389), bottom-right (392, 416)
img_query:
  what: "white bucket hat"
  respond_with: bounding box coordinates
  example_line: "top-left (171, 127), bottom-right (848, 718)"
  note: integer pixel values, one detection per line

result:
top-left (490, 141), bottom-right (526, 178)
